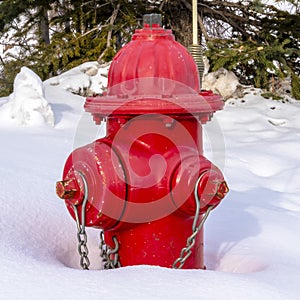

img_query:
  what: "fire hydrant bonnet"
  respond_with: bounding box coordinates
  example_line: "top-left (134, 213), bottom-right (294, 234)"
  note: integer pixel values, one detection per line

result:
top-left (108, 24), bottom-right (200, 93)
top-left (85, 16), bottom-right (224, 121)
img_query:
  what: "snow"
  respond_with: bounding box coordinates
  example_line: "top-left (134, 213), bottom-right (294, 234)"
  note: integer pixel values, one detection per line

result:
top-left (45, 61), bottom-right (109, 96)
top-left (0, 67), bottom-right (54, 127)
top-left (1, 66), bottom-right (300, 300)
top-left (203, 68), bottom-right (241, 99)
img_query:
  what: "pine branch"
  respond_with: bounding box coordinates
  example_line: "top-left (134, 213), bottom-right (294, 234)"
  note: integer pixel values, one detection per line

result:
top-left (97, 3), bottom-right (120, 63)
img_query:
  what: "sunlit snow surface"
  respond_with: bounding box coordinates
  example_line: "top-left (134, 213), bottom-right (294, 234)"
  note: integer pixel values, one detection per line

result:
top-left (0, 66), bottom-right (300, 299)
top-left (3, 67), bottom-right (54, 127)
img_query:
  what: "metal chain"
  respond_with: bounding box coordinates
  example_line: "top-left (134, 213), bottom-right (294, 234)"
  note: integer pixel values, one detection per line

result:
top-left (99, 231), bottom-right (121, 269)
top-left (72, 172), bottom-right (90, 270)
top-left (172, 175), bottom-right (214, 269)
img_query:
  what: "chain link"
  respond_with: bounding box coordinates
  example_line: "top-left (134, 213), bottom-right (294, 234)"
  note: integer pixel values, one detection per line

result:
top-left (76, 230), bottom-right (90, 270)
top-left (172, 174), bottom-right (214, 269)
top-left (72, 172), bottom-right (90, 270)
top-left (99, 231), bottom-right (121, 269)
top-left (172, 206), bottom-right (213, 269)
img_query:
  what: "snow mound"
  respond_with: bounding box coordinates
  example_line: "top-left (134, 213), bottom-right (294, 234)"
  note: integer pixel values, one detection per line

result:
top-left (1, 66), bottom-right (54, 127)
top-left (45, 61), bottom-right (110, 96)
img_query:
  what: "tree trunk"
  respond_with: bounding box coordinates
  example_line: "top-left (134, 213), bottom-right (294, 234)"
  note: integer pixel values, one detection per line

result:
top-left (39, 6), bottom-right (50, 45)
top-left (181, 0), bottom-right (213, 42)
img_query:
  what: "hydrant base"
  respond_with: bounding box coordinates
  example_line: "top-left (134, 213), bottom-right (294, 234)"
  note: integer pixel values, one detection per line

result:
top-left (104, 213), bottom-right (205, 269)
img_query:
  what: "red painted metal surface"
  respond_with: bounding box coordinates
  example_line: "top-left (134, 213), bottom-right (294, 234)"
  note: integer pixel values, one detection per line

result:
top-left (57, 17), bottom-right (228, 269)
top-left (108, 25), bottom-right (199, 93)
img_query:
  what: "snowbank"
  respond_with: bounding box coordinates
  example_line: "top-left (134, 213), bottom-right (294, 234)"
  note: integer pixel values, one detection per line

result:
top-left (0, 63), bottom-right (300, 299)
top-left (0, 66), bottom-right (54, 127)
top-left (45, 61), bottom-right (110, 96)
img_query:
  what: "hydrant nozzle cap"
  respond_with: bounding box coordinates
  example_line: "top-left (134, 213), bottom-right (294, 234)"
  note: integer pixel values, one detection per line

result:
top-left (56, 179), bottom-right (78, 200)
top-left (196, 170), bottom-right (229, 205)
top-left (216, 181), bottom-right (229, 199)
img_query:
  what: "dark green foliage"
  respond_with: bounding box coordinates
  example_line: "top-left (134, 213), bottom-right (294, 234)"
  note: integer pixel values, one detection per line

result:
top-left (261, 92), bottom-right (283, 101)
top-left (0, 0), bottom-right (144, 95)
top-left (291, 73), bottom-right (300, 100)
top-left (207, 38), bottom-right (299, 88)
top-left (0, 60), bottom-right (17, 97)
top-left (206, 2), bottom-right (300, 98)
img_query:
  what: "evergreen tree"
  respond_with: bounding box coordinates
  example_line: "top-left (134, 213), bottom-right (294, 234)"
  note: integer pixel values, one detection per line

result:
top-left (0, 0), bottom-right (299, 98)
top-left (204, 1), bottom-right (300, 98)
top-left (0, 0), bottom-right (154, 95)
top-left (0, 0), bottom-right (59, 95)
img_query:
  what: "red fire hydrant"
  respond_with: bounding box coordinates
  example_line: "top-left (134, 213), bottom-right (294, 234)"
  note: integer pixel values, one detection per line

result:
top-left (56, 14), bottom-right (228, 270)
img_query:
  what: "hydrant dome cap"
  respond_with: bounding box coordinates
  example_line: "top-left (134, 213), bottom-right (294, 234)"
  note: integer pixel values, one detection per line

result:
top-left (85, 21), bottom-right (225, 119)
top-left (107, 25), bottom-right (200, 93)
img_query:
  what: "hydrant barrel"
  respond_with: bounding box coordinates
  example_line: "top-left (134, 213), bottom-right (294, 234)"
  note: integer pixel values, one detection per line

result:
top-left (56, 14), bottom-right (228, 269)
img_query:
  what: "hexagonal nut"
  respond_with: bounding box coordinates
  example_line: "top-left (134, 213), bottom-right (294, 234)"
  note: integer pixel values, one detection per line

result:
top-left (216, 181), bottom-right (229, 199)
top-left (56, 179), bottom-right (77, 199)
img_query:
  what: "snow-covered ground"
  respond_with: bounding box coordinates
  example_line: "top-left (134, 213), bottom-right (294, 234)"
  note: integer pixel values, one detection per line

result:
top-left (0, 65), bottom-right (300, 300)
